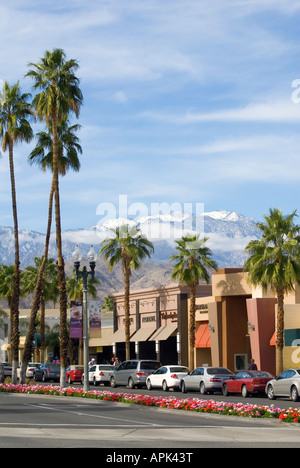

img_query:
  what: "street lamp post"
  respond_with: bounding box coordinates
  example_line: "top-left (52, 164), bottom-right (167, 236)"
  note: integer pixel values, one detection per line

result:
top-left (72, 245), bottom-right (97, 392)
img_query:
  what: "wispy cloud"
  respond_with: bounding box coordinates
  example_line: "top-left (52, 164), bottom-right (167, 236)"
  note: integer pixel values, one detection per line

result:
top-left (141, 99), bottom-right (300, 124)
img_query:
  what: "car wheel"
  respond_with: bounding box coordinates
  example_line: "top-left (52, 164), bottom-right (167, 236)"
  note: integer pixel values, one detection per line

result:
top-left (241, 385), bottom-right (249, 398)
top-left (291, 386), bottom-right (300, 402)
top-left (181, 381), bottom-right (187, 393)
top-left (68, 376), bottom-right (72, 384)
top-left (42, 373), bottom-right (47, 383)
top-left (162, 380), bottom-right (169, 392)
top-left (146, 379), bottom-right (152, 390)
top-left (267, 384), bottom-right (276, 400)
top-left (128, 378), bottom-right (135, 389)
top-left (200, 382), bottom-right (206, 395)
top-left (110, 376), bottom-right (117, 388)
top-left (93, 377), bottom-right (99, 387)
top-left (222, 384), bottom-right (229, 396)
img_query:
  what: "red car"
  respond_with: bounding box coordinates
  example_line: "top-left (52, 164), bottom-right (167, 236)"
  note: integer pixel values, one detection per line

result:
top-left (66, 365), bottom-right (84, 384)
top-left (222, 371), bottom-right (273, 398)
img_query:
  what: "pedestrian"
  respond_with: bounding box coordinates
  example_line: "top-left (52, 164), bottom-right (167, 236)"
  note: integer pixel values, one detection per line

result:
top-left (114, 357), bottom-right (120, 369)
top-left (88, 358), bottom-right (96, 368)
top-left (248, 359), bottom-right (257, 370)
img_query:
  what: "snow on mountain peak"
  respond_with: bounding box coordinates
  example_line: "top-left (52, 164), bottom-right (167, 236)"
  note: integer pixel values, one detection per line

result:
top-left (203, 210), bottom-right (243, 222)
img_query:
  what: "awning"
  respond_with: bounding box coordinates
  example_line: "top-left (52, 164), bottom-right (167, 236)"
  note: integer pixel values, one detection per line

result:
top-left (130, 327), bottom-right (156, 342)
top-left (111, 328), bottom-right (134, 343)
top-left (195, 323), bottom-right (211, 348)
top-left (149, 323), bottom-right (177, 341)
top-left (89, 329), bottom-right (114, 347)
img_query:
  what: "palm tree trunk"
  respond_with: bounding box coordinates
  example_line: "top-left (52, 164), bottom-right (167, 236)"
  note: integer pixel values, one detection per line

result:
top-left (276, 288), bottom-right (285, 375)
top-left (123, 257), bottom-right (131, 361)
top-left (8, 141), bottom-right (20, 384)
top-left (40, 294), bottom-right (46, 363)
top-left (189, 283), bottom-right (196, 370)
top-left (20, 178), bottom-right (55, 384)
top-left (52, 112), bottom-right (68, 386)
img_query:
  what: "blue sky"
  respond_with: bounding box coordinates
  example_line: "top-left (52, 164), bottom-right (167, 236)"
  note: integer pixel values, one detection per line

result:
top-left (0, 0), bottom-right (300, 233)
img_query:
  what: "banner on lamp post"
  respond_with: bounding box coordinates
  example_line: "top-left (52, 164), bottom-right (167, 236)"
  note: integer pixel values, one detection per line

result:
top-left (89, 301), bottom-right (102, 330)
top-left (70, 301), bottom-right (83, 338)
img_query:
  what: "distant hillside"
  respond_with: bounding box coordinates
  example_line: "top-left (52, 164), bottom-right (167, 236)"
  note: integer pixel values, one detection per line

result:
top-left (0, 209), bottom-right (260, 305)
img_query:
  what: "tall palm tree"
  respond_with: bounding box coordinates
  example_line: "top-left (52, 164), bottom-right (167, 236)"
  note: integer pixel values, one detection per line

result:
top-left (19, 116), bottom-right (82, 383)
top-left (100, 225), bottom-right (154, 360)
top-left (0, 81), bottom-right (34, 383)
top-left (26, 48), bottom-right (83, 385)
top-left (244, 208), bottom-right (300, 375)
top-left (170, 233), bottom-right (218, 369)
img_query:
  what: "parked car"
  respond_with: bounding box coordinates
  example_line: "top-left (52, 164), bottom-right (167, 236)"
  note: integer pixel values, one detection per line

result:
top-left (181, 366), bottom-right (235, 394)
top-left (33, 363), bottom-right (60, 383)
top-left (83, 364), bottom-right (115, 386)
top-left (266, 368), bottom-right (300, 402)
top-left (222, 371), bottom-right (273, 397)
top-left (66, 365), bottom-right (84, 384)
top-left (17, 363), bottom-right (40, 380)
top-left (146, 365), bottom-right (190, 391)
top-left (0, 362), bottom-right (12, 377)
top-left (110, 360), bottom-right (161, 389)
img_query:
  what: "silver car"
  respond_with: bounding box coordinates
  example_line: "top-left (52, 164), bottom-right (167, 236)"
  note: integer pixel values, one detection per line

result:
top-left (266, 368), bottom-right (300, 402)
top-left (110, 360), bottom-right (161, 389)
top-left (181, 366), bottom-right (235, 394)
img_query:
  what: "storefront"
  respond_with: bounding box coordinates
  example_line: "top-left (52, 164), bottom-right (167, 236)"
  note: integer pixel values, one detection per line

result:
top-left (110, 283), bottom-right (212, 366)
top-left (193, 268), bottom-right (300, 374)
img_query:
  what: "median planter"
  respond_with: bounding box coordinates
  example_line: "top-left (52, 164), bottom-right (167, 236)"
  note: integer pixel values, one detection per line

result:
top-left (0, 383), bottom-right (298, 423)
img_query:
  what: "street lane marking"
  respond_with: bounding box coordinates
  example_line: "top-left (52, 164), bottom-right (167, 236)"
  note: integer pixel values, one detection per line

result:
top-left (22, 402), bottom-right (161, 426)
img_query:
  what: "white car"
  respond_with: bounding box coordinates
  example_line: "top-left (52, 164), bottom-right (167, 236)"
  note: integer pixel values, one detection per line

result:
top-left (83, 364), bottom-right (115, 386)
top-left (146, 365), bottom-right (190, 392)
top-left (17, 363), bottom-right (40, 380)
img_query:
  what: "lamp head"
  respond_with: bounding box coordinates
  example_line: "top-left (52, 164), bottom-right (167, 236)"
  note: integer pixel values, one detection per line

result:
top-left (72, 245), bottom-right (82, 263)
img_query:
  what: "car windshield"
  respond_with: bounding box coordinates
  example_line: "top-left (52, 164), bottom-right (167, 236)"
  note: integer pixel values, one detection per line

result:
top-left (48, 364), bottom-right (60, 369)
top-left (169, 367), bottom-right (189, 373)
top-left (207, 368), bottom-right (234, 375)
top-left (140, 361), bottom-right (161, 370)
top-left (98, 365), bottom-right (114, 370)
top-left (247, 371), bottom-right (272, 377)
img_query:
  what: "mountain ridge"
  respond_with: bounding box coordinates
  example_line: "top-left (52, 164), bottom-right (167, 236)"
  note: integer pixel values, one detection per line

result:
top-left (0, 209), bottom-right (260, 268)
top-left (0, 209), bottom-right (260, 306)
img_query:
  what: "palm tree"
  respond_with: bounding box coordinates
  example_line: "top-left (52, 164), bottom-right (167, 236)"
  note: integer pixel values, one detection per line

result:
top-left (244, 208), bottom-right (300, 375)
top-left (0, 82), bottom-right (34, 383)
top-left (170, 233), bottom-right (218, 369)
top-left (26, 48), bottom-right (83, 385)
top-left (100, 225), bottom-right (154, 360)
top-left (19, 117), bottom-right (82, 383)
top-left (28, 116), bottom-right (82, 174)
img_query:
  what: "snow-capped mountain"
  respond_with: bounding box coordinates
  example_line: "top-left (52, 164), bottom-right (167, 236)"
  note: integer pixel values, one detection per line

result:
top-left (0, 210), bottom-right (260, 268)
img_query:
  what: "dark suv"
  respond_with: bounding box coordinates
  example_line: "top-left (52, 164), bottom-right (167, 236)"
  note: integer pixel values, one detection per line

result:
top-left (110, 360), bottom-right (161, 389)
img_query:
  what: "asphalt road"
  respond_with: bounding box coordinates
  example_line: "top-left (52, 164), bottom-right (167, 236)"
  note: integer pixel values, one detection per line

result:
top-left (1, 390), bottom-right (300, 450)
